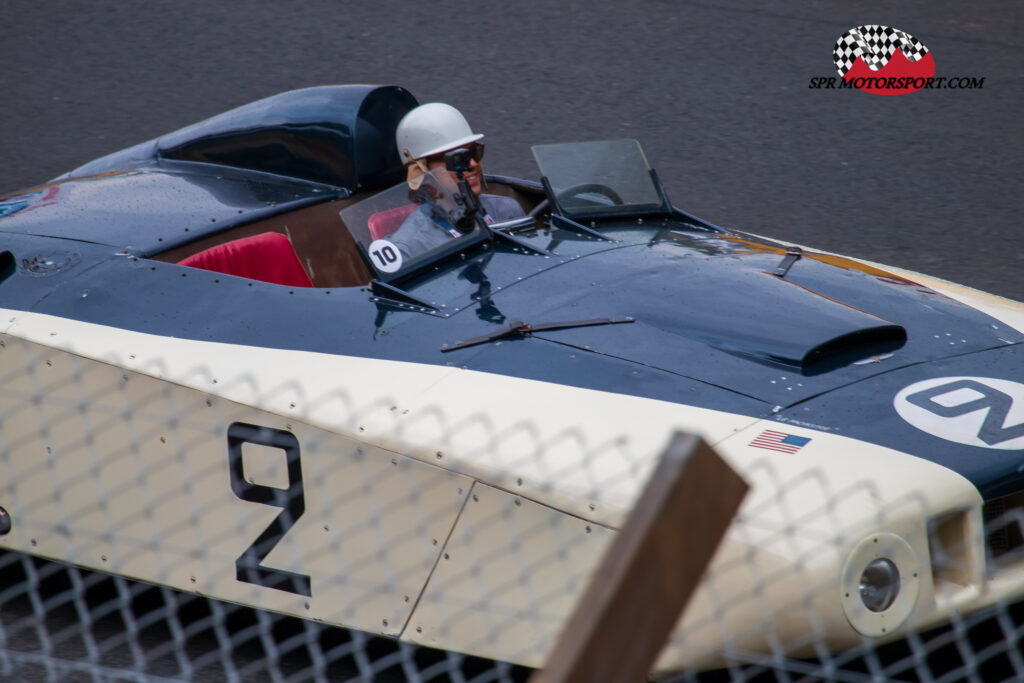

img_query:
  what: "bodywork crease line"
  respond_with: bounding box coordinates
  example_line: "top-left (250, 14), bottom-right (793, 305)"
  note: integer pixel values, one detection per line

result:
top-left (398, 479), bottom-right (477, 638)
top-left (22, 257), bottom-right (111, 312)
top-left (774, 341), bottom-right (1024, 413)
top-left (531, 333), bottom-right (775, 408)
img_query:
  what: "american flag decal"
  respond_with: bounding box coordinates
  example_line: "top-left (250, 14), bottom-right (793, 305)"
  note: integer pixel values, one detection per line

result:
top-left (749, 429), bottom-right (811, 454)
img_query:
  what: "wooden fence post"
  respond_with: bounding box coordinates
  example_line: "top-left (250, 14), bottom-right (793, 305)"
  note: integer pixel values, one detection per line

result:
top-left (529, 431), bottom-right (748, 683)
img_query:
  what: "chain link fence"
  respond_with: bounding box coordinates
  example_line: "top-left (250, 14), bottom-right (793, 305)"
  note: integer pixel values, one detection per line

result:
top-left (2, 549), bottom-right (1023, 682)
top-left (0, 332), bottom-right (1022, 682)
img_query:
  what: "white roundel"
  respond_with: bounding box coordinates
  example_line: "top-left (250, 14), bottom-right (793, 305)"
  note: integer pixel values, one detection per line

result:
top-left (367, 239), bottom-right (403, 273)
top-left (894, 377), bottom-right (1024, 450)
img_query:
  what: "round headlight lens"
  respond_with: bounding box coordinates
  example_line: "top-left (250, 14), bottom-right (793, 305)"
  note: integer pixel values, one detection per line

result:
top-left (859, 557), bottom-right (901, 612)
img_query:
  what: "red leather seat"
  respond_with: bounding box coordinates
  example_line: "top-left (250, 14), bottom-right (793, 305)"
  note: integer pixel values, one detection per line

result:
top-left (368, 204), bottom-right (417, 241)
top-left (179, 232), bottom-right (314, 287)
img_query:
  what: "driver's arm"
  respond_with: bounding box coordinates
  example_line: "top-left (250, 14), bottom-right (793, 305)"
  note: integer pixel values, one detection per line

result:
top-left (387, 205), bottom-right (454, 260)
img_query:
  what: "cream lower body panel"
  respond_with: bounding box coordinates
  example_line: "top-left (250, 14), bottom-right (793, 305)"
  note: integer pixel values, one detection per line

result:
top-left (0, 334), bottom-right (472, 637)
top-left (0, 309), bottom-right (1009, 674)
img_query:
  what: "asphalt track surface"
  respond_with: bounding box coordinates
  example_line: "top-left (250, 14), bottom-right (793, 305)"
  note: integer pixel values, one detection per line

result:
top-left (0, 2), bottom-right (1022, 681)
top-left (2, 1), bottom-right (1022, 301)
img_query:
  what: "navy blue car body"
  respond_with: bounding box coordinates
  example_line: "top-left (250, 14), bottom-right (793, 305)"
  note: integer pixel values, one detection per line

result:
top-left (2, 85), bottom-right (1020, 498)
top-left (4, 84), bottom-right (1024, 670)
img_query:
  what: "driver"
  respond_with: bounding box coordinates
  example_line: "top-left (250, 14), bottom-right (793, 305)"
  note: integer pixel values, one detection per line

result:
top-left (387, 103), bottom-right (524, 259)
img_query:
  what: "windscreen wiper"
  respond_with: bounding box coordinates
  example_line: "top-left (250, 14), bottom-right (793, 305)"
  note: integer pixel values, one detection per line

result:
top-left (441, 317), bottom-right (635, 352)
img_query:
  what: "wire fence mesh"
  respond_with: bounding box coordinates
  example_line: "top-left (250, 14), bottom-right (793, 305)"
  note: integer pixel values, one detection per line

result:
top-left (0, 334), bottom-right (1022, 682)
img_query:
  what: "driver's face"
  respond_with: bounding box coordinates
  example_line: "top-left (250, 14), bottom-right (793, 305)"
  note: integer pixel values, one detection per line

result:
top-left (424, 144), bottom-right (485, 194)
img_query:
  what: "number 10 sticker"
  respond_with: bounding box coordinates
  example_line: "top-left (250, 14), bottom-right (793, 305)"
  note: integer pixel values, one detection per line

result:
top-left (368, 239), bottom-right (403, 273)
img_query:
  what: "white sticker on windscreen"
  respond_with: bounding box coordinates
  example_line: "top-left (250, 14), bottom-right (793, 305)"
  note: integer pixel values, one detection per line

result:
top-left (367, 239), bottom-right (403, 273)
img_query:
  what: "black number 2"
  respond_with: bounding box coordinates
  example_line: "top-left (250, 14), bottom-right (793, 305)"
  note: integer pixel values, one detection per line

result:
top-left (227, 422), bottom-right (312, 597)
top-left (907, 379), bottom-right (1024, 446)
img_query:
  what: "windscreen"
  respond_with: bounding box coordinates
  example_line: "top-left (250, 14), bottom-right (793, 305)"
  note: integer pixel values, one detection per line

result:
top-left (531, 139), bottom-right (663, 217)
top-left (339, 168), bottom-right (483, 279)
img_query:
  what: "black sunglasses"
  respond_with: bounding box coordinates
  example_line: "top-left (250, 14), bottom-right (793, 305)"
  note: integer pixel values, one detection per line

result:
top-left (427, 142), bottom-right (485, 164)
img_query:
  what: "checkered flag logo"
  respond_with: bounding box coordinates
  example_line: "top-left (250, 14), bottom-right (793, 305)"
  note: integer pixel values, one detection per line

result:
top-left (833, 25), bottom-right (930, 77)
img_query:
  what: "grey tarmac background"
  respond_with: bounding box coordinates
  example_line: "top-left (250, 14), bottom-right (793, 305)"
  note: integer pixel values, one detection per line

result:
top-left (0, 2), bottom-right (1022, 680)
top-left (1, 1), bottom-right (1021, 300)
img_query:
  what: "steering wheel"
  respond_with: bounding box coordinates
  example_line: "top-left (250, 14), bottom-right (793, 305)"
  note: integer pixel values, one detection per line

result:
top-left (555, 183), bottom-right (624, 210)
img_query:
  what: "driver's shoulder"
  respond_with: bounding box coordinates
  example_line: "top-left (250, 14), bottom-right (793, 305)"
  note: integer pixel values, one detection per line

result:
top-left (480, 193), bottom-right (525, 219)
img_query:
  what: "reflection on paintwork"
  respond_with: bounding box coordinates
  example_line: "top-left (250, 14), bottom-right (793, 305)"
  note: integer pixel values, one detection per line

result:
top-left (0, 186), bottom-right (60, 218)
top-left (0, 165), bottom-right (338, 256)
top-left (720, 233), bottom-right (937, 293)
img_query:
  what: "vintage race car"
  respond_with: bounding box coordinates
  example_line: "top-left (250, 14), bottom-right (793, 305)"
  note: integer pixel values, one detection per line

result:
top-left (0, 84), bottom-right (1022, 675)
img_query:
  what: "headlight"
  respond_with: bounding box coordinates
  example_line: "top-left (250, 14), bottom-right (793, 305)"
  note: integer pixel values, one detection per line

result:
top-left (841, 533), bottom-right (920, 637)
top-left (859, 557), bottom-right (901, 612)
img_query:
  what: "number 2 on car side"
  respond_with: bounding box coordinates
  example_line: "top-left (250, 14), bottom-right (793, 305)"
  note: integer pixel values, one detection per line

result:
top-left (227, 422), bottom-right (312, 597)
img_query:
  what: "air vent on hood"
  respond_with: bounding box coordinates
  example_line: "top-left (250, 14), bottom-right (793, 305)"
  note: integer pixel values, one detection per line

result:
top-left (634, 257), bottom-right (908, 373)
top-left (801, 325), bottom-right (907, 370)
top-left (703, 276), bottom-right (907, 373)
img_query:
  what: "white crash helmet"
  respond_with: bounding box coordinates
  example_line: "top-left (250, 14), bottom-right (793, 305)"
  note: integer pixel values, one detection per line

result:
top-left (396, 103), bottom-right (484, 164)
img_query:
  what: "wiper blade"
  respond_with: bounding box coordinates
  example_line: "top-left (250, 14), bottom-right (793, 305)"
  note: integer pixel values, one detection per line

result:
top-left (441, 317), bottom-right (635, 352)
